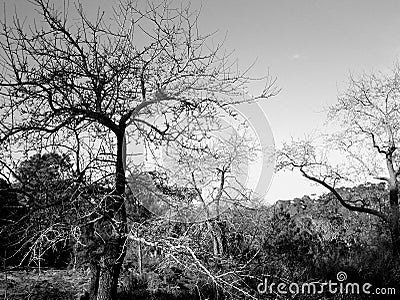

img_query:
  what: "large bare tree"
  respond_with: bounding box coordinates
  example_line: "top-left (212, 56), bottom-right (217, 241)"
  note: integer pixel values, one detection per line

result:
top-left (278, 64), bottom-right (400, 258)
top-left (0, 0), bottom-right (278, 299)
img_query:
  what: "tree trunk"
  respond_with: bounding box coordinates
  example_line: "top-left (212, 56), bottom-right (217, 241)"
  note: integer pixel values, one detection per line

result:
top-left (388, 180), bottom-right (400, 258)
top-left (390, 226), bottom-right (400, 258)
top-left (389, 200), bottom-right (400, 258)
top-left (97, 239), bottom-right (124, 300)
top-left (208, 221), bottom-right (225, 257)
top-left (88, 262), bottom-right (100, 300)
top-left (90, 132), bottom-right (128, 300)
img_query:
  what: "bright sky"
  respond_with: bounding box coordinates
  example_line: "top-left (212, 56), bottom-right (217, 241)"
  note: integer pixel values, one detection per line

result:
top-left (3, 0), bottom-right (400, 203)
top-left (197, 0), bottom-right (400, 202)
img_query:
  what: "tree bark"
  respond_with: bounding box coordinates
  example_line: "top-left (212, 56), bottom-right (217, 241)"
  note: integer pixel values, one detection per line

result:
top-left (390, 225), bottom-right (400, 258)
top-left (88, 262), bottom-right (100, 300)
top-left (208, 221), bottom-right (225, 257)
top-left (97, 240), bottom-right (123, 300)
top-left (91, 132), bottom-right (128, 300)
top-left (386, 153), bottom-right (400, 258)
top-left (389, 185), bottom-right (400, 258)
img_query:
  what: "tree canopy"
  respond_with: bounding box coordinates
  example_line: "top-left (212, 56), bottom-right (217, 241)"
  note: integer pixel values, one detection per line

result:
top-left (278, 63), bottom-right (400, 257)
top-left (0, 1), bottom-right (278, 299)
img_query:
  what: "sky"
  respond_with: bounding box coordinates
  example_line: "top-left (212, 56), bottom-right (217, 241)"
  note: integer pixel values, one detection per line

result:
top-left (196, 0), bottom-right (400, 202)
top-left (3, 0), bottom-right (400, 203)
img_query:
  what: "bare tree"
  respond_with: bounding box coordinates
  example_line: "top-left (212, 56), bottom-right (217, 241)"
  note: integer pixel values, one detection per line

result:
top-left (278, 64), bottom-right (400, 257)
top-left (0, 0), bottom-right (278, 299)
top-left (170, 125), bottom-right (262, 256)
top-left (125, 116), bottom-right (263, 258)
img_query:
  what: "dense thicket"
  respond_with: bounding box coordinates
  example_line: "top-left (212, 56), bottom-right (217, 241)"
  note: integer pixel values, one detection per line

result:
top-left (2, 165), bottom-right (398, 299)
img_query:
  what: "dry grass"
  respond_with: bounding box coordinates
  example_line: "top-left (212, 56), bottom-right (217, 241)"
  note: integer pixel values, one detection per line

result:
top-left (0, 269), bottom-right (89, 300)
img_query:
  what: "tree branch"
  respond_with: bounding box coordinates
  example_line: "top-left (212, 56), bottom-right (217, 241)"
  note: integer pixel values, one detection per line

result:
top-left (299, 167), bottom-right (389, 223)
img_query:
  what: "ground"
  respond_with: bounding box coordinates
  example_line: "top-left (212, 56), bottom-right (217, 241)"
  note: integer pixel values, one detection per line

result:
top-left (0, 269), bottom-right (89, 300)
top-left (0, 269), bottom-right (200, 300)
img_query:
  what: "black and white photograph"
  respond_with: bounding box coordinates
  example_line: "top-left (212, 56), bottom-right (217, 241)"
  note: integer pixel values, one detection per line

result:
top-left (0, 0), bottom-right (399, 299)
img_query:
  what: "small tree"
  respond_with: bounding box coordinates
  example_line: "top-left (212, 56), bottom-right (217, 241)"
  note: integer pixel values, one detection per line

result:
top-left (0, 178), bottom-right (23, 266)
top-left (0, 0), bottom-right (278, 299)
top-left (166, 126), bottom-right (261, 256)
top-left (278, 64), bottom-right (400, 257)
top-left (0, 152), bottom-right (76, 268)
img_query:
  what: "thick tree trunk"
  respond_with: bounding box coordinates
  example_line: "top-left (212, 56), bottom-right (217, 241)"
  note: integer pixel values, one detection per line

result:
top-left (97, 240), bottom-right (124, 300)
top-left (90, 132), bottom-right (128, 300)
top-left (88, 262), bottom-right (100, 300)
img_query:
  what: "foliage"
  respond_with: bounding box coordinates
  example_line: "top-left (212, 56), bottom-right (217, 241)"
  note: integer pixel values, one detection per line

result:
top-left (0, 152), bottom-right (77, 268)
top-left (2, 182), bottom-right (400, 299)
top-left (278, 63), bottom-right (400, 258)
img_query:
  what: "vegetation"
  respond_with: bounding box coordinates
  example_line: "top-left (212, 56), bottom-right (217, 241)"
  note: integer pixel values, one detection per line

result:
top-left (0, 0), bottom-right (399, 300)
top-left (1, 182), bottom-right (399, 299)
top-left (278, 64), bottom-right (400, 259)
top-left (0, 0), bottom-right (276, 299)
